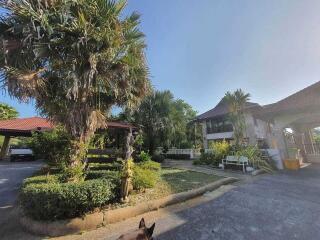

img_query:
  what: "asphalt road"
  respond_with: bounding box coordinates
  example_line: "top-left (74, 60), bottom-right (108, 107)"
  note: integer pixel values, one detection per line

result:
top-left (153, 164), bottom-right (320, 240)
top-left (0, 161), bottom-right (42, 208)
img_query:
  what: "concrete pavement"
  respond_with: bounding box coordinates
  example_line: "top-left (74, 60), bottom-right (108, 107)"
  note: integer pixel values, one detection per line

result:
top-left (54, 163), bottom-right (320, 240)
top-left (0, 160), bottom-right (43, 239)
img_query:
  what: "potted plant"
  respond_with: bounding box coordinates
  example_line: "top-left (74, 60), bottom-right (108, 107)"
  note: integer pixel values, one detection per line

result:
top-left (283, 148), bottom-right (300, 170)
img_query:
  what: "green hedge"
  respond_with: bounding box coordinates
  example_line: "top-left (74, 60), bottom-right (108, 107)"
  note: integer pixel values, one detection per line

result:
top-left (165, 154), bottom-right (190, 160)
top-left (132, 161), bottom-right (160, 190)
top-left (20, 175), bottom-right (118, 221)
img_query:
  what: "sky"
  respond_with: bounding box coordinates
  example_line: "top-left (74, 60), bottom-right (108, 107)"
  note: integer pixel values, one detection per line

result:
top-left (1, 0), bottom-right (320, 117)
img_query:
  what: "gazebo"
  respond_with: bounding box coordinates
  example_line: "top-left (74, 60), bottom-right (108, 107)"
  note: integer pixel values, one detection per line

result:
top-left (0, 117), bottom-right (136, 160)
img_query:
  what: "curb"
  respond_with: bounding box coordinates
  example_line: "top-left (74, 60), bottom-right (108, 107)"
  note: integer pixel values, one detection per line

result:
top-left (20, 177), bottom-right (237, 237)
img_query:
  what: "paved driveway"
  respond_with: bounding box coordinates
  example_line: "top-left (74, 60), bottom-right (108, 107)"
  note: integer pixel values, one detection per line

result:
top-left (0, 161), bottom-right (43, 208)
top-left (0, 161), bottom-right (43, 239)
top-left (153, 164), bottom-right (320, 240)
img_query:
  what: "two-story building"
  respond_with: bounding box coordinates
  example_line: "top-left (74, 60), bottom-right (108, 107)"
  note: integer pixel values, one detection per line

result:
top-left (195, 81), bottom-right (320, 163)
top-left (195, 99), bottom-right (268, 148)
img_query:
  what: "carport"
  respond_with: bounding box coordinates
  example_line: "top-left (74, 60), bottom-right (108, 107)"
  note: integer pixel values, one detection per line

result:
top-left (0, 117), bottom-right (137, 160)
top-left (256, 81), bottom-right (320, 163)
top-left (0, 117), bottom-right (53, 160)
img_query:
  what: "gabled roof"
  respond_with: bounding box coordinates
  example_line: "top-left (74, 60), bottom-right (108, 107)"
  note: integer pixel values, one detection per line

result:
top-left (0, 117), bottom-right (136, 137)
top-left (196, 99), bottom-right (260, 121)
top-left (0, 117), bottom-right (53, 134)
top-left (259, 81), bottom-right (320, 115)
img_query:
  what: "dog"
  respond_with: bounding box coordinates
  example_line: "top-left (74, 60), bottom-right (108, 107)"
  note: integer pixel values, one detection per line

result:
top-left (117, 218), bottom-right (156, 240)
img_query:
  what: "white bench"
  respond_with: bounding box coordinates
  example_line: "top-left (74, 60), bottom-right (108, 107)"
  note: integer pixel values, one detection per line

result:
top-left (222, 155), bottom-right (249, 173)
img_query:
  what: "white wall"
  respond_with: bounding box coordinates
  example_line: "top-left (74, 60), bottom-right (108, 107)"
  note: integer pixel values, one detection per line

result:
top-left (199, 113), bottom-right (269, 147)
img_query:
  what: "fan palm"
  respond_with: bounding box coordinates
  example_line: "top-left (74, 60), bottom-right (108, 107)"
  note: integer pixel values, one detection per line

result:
top-left (0, 102), bottom-right (18, 120)
top-left (223, 89), bottom-right (250, 146)
top-left (0, 0), bottom-right (150, 180)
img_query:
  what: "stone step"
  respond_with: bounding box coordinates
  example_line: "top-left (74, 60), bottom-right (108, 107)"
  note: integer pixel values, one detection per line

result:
top-left (306, 154), bottom-right (320, 163)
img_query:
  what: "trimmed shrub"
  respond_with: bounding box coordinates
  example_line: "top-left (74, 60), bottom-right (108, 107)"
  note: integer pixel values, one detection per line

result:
top-left (193, 159), bottom-right (202, 165)
top-left (86, 170), bottom-right (120, 182)
top-left (138, 160), bottom-right (161, 171)
top-left (132, 167), bottom-right (159, 190)
top-left (132, 161), bottom-right (160, 190)
top-left (137, 151), bottom-right (152, 162)
top-left (199, 152), bottom-right (216, 165)
top-left (20, 176), bottom-right (118, 221)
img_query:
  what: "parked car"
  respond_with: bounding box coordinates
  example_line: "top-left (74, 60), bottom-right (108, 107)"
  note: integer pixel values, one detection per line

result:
top-left (9, 146), bottom-right (35, 162)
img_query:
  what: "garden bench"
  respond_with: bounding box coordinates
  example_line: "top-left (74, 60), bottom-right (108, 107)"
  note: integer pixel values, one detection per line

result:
top-left (222, 155), bottom-right (249, 173)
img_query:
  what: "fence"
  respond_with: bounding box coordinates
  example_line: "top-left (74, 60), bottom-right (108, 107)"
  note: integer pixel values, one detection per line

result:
top-left (165, 148), bottom-right (201, 159)
top-left (303, 143), bottom-right (320, 155)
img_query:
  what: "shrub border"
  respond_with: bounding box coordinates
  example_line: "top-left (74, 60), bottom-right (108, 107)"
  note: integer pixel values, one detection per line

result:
top-left (20, 177), bottom-right (237, 237)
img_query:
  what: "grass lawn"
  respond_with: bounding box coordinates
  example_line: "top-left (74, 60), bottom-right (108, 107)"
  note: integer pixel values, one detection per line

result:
top-left (112, 168), bottom-right (222, 208)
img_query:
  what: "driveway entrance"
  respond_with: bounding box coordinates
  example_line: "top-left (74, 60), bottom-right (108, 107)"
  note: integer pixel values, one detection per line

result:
top-left (154, 164), bottom-right (320, 240)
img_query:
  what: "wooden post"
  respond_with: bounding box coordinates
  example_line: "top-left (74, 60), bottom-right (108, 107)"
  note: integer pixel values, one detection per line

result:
top-left (120, 127), bottom-right (135, 202)
top-left (0, 136), bottom-right (11, 160)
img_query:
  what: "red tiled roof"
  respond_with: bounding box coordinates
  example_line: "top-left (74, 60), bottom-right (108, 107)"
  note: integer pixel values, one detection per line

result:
top-left (0, 117), bottom-right (54, 132)
top-left (0, 117), bottom-right (136, 134)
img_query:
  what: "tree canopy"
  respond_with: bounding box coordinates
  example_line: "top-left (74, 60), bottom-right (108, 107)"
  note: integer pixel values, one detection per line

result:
top-left (0, 102), bottom-right (18, 120)
top-left (223, 89), bottom-right (250, 146)
top-left (121, 90), bottom-right (199, 153)
top-left (0, 0), bottom-right (150, 180)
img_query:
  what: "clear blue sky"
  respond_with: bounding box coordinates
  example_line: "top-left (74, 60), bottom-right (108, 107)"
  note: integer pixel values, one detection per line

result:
top-left (1, 0), bottom-right (320, 117)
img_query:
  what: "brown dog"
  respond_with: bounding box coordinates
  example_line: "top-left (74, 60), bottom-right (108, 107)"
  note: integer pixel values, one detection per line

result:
top-left (117, 218), bottom-right (156, 240)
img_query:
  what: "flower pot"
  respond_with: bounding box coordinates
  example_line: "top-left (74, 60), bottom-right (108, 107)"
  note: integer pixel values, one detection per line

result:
top-left (283, 159), bottom-right (300, 170)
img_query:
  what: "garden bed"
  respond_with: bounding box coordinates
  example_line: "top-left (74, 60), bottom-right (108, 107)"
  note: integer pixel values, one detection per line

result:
top-left (20, 163), bottom-right (222, 222)
top-left (110, 168), bottom-right (222, 209)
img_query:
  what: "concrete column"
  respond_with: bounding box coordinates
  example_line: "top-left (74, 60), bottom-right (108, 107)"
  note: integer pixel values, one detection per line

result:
top-left (293, 132), bottom-right (307, 162)
top-left (0, 136), bottom-right (11, 160)
top-left (271, 127), bottom-right (288, 160)
top-left (304, 129), bottom-right (315, 154)
top-left (201, 122), bottom-right (208, 149)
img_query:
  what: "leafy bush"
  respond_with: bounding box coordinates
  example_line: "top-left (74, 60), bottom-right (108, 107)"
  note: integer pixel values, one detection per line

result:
top-left (137, 151), bottom-right (152, 162)
top-left (138, 160), bottom-right (161, 171)
top-left (199, 152), bottom-right (217, 165)
top-left (193, 159), bottom-right (202, 165)
top-left (235, 145), bottom-right (275, 173)
top-left (132, 167), bottom-right (159, 190)
top-left (132, 160), bottom-right (160, 190)
top-left (210, 140), bottom-right (230, 160)
top-left (20, 177), bottom-right (117, 221)
top-left (28, 127), bottom-right (72, 167)
top-left (152, 154), bottom-right (165, 163)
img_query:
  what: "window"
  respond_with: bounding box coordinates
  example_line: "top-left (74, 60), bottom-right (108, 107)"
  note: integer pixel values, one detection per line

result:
top-left (206, 117), bottom-right (233, 134)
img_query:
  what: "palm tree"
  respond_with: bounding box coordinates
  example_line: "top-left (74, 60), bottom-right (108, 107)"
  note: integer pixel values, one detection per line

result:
top-left (133, 90), bottom-right (173, 154)
top-left (0, 0), bottom-right (150, 180)
top-left (0, 103), bottom-right (18, 120)
top-left (223, 89), bottom-right (250, 147)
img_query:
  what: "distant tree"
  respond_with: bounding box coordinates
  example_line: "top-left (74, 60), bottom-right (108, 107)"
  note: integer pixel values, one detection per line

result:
top-left (0, 103), bottom-right (18, 120)
top-left (169, 99), bottom-right (197, 148)
top-left (124, 90), bottom-right (198, 153)
top-left (314, 128), bottom-right (320, 143)
top-left (132, 90), bottom-right (173, 154)
top-left (0, 0), bottom-right (150, 181)
top-left (223, 89), bottom-right (250, 146)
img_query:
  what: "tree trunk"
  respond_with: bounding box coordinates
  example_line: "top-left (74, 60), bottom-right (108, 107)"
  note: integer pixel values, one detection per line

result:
top-left (65, 137), bottom-right (88, 182)
top-left (120, 128), bottom-right (134, 202)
